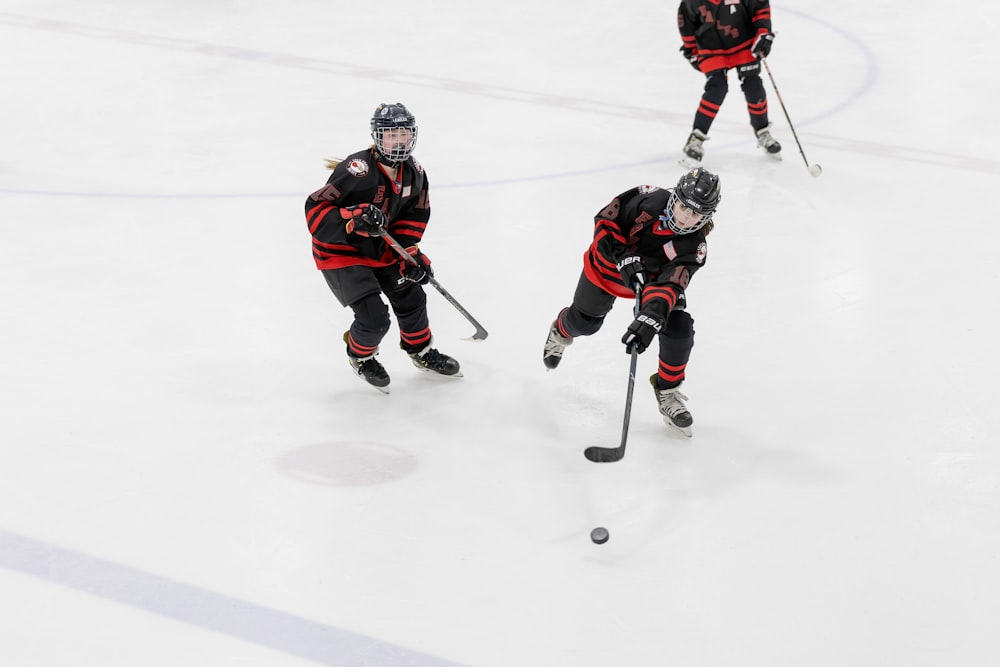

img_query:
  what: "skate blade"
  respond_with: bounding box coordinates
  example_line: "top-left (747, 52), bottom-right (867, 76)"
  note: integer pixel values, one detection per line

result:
top-left (664, 417), bottom-right (692, 438)
top-left (678, 156), bottom-right (702, 169)
top-left (361, 379), bottom-right (390, 394)
top-left (410, 363), bottom-right (464, 379)
top-left (762, 151), bottom-right (782, 162)
top-left (349, 362), bottom-right (391, 393)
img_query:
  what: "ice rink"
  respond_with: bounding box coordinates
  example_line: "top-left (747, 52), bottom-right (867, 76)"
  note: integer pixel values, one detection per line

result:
top-left (2, 1), bottom-right (999, 665)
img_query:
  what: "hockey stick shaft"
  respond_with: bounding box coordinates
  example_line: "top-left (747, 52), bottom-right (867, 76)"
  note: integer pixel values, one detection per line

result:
top-left (584, 290), bottom-right (642, 463)
top-left (381, 230), bottom-right (489, 341)
top-left (761, 58), bottom-right (817, 172)
top-left (618, 347), bottom-right (640, 448)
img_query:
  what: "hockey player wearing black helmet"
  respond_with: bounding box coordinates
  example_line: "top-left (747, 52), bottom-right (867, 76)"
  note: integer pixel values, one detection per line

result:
top-left (370, 102), bottom-right (418, 166)
top-left (542, 168), bottom-right (721, 436)
top-left (305, 103), bottom-right (460, 393)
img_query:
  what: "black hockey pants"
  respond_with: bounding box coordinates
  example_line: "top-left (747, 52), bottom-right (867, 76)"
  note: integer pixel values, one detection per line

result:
top-left (556, 272), bottom-right (694, 389)
top-left (693, 65), bottom-right (769, 134)
top-left (322, 264), bottom-right (431, 357)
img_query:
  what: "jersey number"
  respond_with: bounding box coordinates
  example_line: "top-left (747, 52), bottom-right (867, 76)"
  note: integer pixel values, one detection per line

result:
top-left (598, 198), bottom-right (621, 220)
top-left (667, 266), bottom-right (690, 289)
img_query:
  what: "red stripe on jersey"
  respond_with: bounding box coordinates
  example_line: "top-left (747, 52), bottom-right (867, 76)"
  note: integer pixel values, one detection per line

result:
top-left (307, 202), bottom-right (335, 234)
top-left (393, 219), bottom-right (427, 236)
top-left (593, 219), bottom-right (625, 242)
top-left (583, 253), bottom-right (633, 299)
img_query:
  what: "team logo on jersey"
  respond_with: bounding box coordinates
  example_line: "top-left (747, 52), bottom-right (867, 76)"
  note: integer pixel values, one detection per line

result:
top-left (412, 158), bottom-right (423, 173)
top-left (638, 185), bottom-right (659, 194)
top-left (696, 242), bottom-right (707, 264)
top-left (629, 211), bottom-right (653, 238)
top-left (346, 159), bottom-right (369, 177)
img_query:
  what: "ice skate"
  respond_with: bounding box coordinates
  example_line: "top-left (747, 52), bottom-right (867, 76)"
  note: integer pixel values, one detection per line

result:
top-left (679, 129), bottom-right (708, 168)
top-left (755, 125), bottom-right (782, 160)
top-left (542, 323), bottom-right (573, 370)
top-left (344, 332), bottom-right (390, 393)
top-left (406, 343), bottom-right (462, 377)
top-left (650, 375), bottom-right (693, 437)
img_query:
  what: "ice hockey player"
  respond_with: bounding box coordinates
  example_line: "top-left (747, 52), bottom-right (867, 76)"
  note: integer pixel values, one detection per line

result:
top-left (305, 102), bottom-right (461, 393)
top-left (677, 0), bottom-right (781, 164)
top-left (542, 168), bottom-right (721, 436)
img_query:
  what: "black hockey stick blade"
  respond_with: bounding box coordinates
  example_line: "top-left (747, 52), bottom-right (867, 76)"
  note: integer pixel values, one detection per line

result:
top-left (583, 445), bottom-right (626, 463)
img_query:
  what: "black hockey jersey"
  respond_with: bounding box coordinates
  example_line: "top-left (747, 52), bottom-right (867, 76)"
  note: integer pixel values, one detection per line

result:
top-left (305, 148), bottom-right (430, 270)
top-left (678, 0), bottom-right (772, 72)
top-left (584, 185), bottom-right (708, 318)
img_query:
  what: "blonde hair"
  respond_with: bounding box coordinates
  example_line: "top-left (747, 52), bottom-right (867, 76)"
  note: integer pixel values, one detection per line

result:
top-left (325, 145), bottom-right (376, 170)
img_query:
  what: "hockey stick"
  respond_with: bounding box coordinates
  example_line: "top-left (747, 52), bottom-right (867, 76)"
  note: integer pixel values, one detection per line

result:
top-left (761, 58), bottom-right (823, 178)
top-left (381, 230), bottom-right (489, 341)
top-left (583, 290), bottom-right (643, 463)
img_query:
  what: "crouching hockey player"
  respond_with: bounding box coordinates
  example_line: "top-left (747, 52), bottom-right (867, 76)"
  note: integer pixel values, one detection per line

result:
top-left (305, 102), bottom-right (460, 393)
top-left (543, 168), bottom-right (721, 436)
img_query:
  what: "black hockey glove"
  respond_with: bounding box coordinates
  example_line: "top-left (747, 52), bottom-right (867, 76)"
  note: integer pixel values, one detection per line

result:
top-left (343, 203), bottom-right (386, 237)
top-left (752, 32), bottom-right (774, 58)
top-left (615, 255), bottom-right (649, 292)
top-left (680, 46), bottom-right (700, 70)
top-left (616, 255), bottom-right (647, 290)
top-left (622, 309), bottom-right (662, 354)
top-left (399, 248), bottom-right (433, 285)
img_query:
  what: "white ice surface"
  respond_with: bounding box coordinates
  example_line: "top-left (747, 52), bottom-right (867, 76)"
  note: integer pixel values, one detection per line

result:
top-left (2, 2), bottom-right (1000, 666)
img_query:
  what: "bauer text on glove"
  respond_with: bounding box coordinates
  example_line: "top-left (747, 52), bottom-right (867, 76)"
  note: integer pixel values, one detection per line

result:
top-left (621, 310), bottom-right (662, 354)
top-left (616, 254), bottom-right (647, 290)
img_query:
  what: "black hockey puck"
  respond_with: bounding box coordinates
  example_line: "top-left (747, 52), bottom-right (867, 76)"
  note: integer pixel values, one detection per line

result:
top-left (590, 527), bottom-right (609, 544)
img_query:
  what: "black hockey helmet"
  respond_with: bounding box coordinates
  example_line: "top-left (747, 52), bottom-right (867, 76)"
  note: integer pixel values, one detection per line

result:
top-left (663, 167), bottom-right (721, 234)
top-left (370, 102), bottom-right (418, 165)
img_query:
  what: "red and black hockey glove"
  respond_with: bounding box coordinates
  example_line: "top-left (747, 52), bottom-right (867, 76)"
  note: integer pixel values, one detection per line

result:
top-left (752, 32), bottom-right (774, 58)
top-left (622, 309), bottom-right (662, 354)
top-left (342, 203), bottom-right (386, 237)
top-left (399, 247), bottom-right (433, 285)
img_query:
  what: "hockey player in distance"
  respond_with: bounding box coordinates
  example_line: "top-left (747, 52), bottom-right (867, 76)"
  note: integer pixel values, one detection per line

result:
top-left (677, 0), bottom-right (781, 164)
top-left (543, 168), bottom-right (722, 436)
top-left (305, 103), bottom-right (460, 393)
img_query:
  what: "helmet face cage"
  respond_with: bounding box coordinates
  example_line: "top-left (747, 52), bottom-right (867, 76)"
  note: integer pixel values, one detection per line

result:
top-left (662, 168), bottom-right (721, 234)
top-left (370, 103), bottom-right (418, 164)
